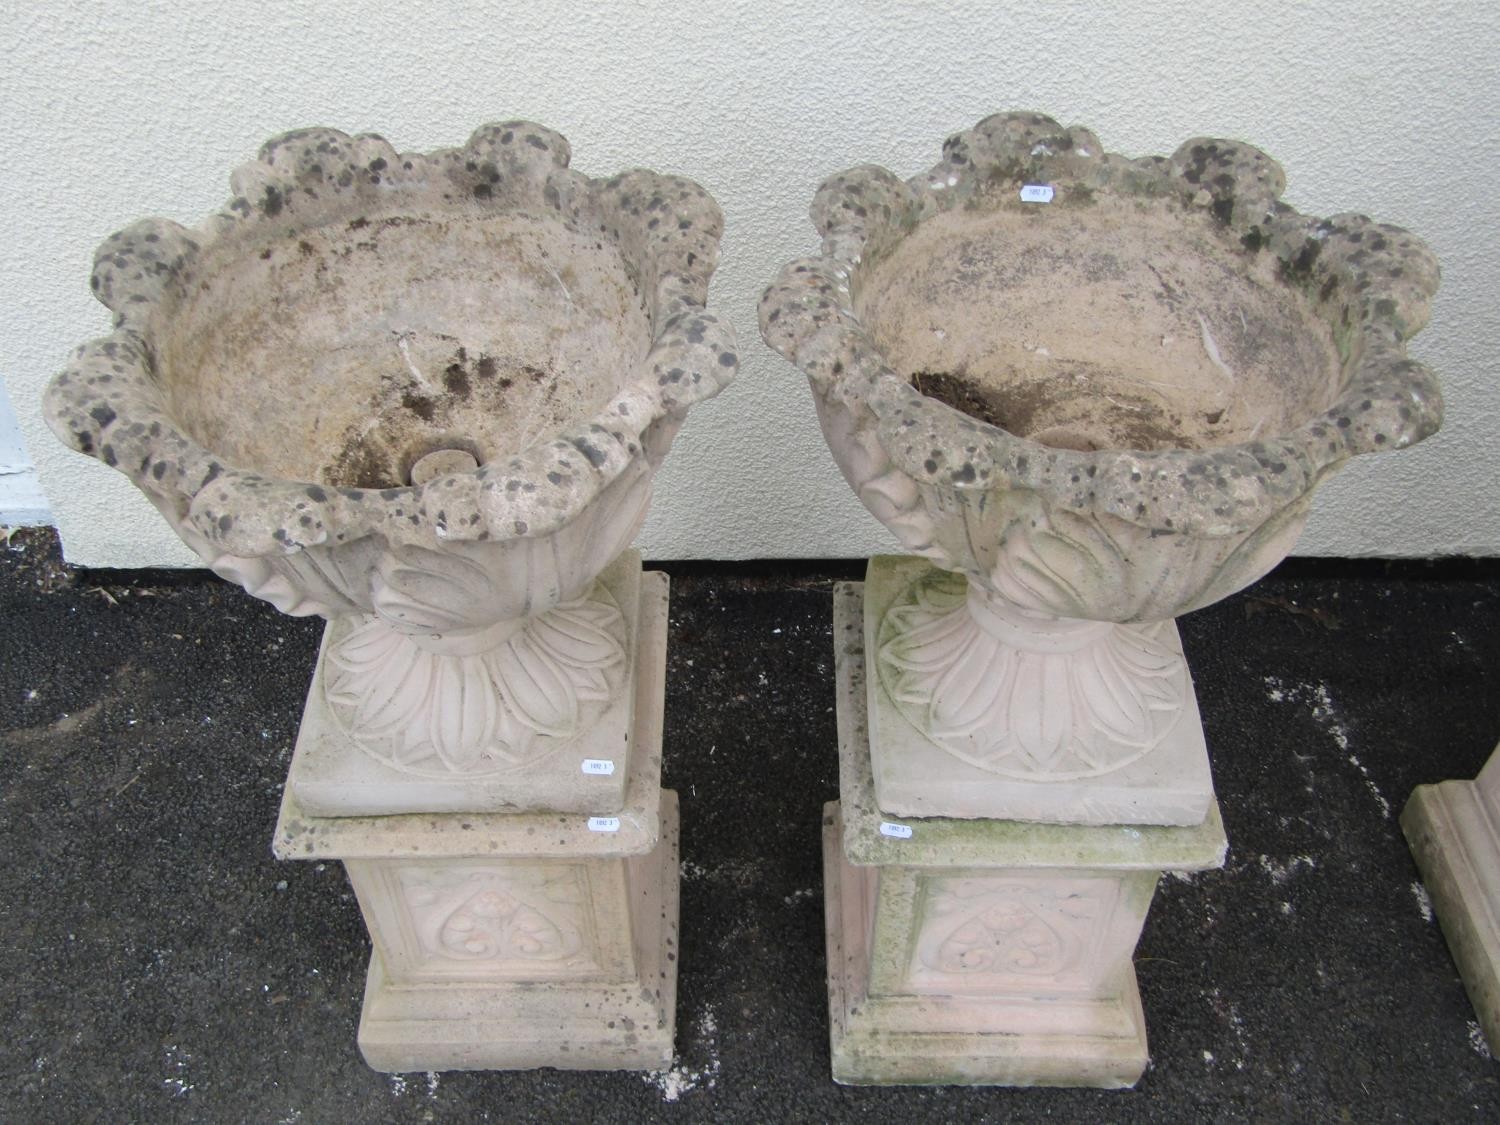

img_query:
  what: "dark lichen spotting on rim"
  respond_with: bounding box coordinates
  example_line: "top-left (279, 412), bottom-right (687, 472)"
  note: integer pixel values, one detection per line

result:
top-left (759, 110), bottom-right (1441, 537)
top-left (44, 122), bottom-right (737, 561)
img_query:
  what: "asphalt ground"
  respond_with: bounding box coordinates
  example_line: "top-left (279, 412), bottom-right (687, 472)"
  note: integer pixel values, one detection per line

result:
top-left (3, 526), bottom-right (1498, 1122)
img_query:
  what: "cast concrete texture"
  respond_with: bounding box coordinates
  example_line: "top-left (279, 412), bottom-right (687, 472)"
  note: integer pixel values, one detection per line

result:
top-left (4, 2), bottom-right (1498, 565)
top-left (823, 586), bottom-right (1226, 1087)
top-left (3, 528), bottom-right (1499, 1120)
top-left (285, 558), bottom-right (648, 819)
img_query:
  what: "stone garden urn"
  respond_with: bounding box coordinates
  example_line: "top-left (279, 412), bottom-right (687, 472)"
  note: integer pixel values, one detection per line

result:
top-left (43, 122), bottom-right (735, 1072)
top-left (45, 121), bottom-right (736, 812)
top-left (762, 110), bottom-right (1442, 826)
top-left (762, 109), bottom-right (1442, 1087)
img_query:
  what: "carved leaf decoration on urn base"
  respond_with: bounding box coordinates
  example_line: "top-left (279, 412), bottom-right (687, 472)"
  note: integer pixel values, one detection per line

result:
top-left (324, 584), bottom-right (628, 777)
top-left (878, 569), bottom-right (1184, 780)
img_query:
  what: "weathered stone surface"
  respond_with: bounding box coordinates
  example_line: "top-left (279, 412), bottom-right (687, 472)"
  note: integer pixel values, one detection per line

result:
top-left (355, 793), bottom-right (679, 1073)
top-left (826, 582), bottom-right (1226, 1086)
top-left (761, 111), bottom-right (1442, 828)
top-left (824, 804), bottom-right (1152, 1087)
top-left (40, 123), bottom-right (727, 1073)
top-left (43, 123), bottom-right (735, 806)
top-left (761, 111), bottom-right (1441, 580)
top-left (834, 584), bottom-right (1228, 872)
top-left (274, 571), bottom-right (670, 860)
top-left (1403, 743), bottom-right (1500, 1053)
top-left (276, 570), bottom-right (679, 1072)
top-left (47, 123), bottom-right (736, 568)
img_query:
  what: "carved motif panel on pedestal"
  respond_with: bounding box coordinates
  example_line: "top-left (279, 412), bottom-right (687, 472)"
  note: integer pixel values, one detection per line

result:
top-left (907, 874), bottom-right (1120, 995)
top-left (357, 860), bottom-right (605, 982)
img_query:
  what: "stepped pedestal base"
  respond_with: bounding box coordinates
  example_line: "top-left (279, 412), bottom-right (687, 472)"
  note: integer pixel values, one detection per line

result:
top-left (273, 569), bottom-right (679, 1072)
top-left (354, 795), bottom-right (678, 1072)
top-left (825, 581), bottom-right (1226, 1086)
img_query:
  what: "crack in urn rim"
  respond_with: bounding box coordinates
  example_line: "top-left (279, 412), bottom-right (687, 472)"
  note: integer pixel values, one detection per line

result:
top-left (759, 110), bottom-right (1443, 538)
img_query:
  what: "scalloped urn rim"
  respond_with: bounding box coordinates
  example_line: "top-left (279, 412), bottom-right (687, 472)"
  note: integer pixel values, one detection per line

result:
top-left (759, 109), bottom-right (1442, 539)
top-left (43, 120), bottom-right (738, 566)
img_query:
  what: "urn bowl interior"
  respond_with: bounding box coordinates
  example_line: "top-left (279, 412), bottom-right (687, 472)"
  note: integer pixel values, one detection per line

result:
top-left (155, 210), bottom-right (652, 488)
top-left (855, 194), bottom-right (1343, 452)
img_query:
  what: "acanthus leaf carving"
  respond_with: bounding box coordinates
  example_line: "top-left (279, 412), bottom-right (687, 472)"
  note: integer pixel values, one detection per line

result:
top-left (489, 634), bottom-right (576, 739)
top-left (324, 583), bottom-right (628, 777)
top-left (370, 545), bottom-right (498, 634)
top-left (878, 570), bottom-right (1185, 780)
top-left (427, 654), bottom-right (502, 772)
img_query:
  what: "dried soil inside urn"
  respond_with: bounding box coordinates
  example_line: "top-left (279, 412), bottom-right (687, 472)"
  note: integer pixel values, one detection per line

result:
top-left (909, 370), bottom-right (1006, 427)
top-left (152, 211), bottom-right (653, 488)
top-left (856, 193), bottom-right (1343, 452)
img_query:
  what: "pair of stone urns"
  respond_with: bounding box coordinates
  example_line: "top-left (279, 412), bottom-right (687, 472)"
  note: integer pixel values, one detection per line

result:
top-left (45, 113), bottom-right (1441, 1086)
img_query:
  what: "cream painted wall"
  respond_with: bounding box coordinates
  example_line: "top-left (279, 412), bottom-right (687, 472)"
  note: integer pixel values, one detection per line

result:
top-left (4, 0), bottom-right (1496, 566)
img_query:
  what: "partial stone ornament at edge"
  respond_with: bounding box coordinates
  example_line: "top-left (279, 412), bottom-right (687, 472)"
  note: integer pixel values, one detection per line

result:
top-left (1403, 743), bottom-right (1500, 1056)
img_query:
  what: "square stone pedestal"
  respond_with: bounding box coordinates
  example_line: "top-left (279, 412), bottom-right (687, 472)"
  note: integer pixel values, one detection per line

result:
top-left (865, 556), bottom-right (1215, 826)
top-left (285, 553), bottom-right (645, 818)
top-left (825, 582), bottom-right (1227, 1086)
top-left (1403, 742), bottom-right (1500, 1051)
top-left (272, 570), bottom-right (679, 1072)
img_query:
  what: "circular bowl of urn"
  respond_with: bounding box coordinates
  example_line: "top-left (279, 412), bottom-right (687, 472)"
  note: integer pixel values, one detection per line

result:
top-left (761, 110), bottom-right (1440, 624)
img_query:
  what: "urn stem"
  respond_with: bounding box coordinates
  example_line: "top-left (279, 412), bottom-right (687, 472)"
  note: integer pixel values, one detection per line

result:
top-left (964, 583), bottom-right (1112, 655)
top-left (402, 614), bottom-right (527, 656)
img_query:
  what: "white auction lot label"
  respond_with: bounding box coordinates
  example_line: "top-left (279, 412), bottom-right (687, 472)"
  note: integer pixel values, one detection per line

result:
top-left (587, 816), bottom-right (621, 833)
top-left (1019, 183), bottom-right (1055, 203)
top-left (879, 821), bottom-right (914, 839)
top-left (580, 759), bottom-right (616, 775)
